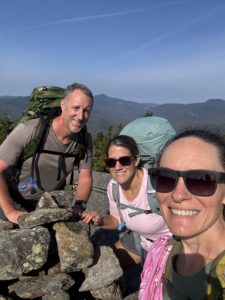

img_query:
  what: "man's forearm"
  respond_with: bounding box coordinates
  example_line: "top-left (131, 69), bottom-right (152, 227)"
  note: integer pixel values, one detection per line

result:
top-left (0, 174), bottom-right (27, 223)
top-left (0, 175), bottom-right (15, 215)
top-left (75, 173), bottom-right (93, 203)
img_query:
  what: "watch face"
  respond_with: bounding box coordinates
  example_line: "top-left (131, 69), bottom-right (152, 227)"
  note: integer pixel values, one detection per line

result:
top-left (76, 201), bottom-right (86, 211)
top-left (80, 202), bottom-right (86, 210)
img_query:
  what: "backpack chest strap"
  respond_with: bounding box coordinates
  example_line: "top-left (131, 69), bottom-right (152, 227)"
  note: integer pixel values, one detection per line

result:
top-left (118, 203), bottom-right (152, 217)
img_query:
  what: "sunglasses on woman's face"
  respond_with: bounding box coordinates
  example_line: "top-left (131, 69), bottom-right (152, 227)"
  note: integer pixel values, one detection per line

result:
top-left (104, 156), bottom-right (134, 168)
top-left (149, 167), bottom-right (225, 197)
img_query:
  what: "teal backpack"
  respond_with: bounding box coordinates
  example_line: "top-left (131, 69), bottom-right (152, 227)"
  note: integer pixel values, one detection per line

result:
top-left (9, 86), bottom-right (87, 191)
top-left (112, 116), bottom-right (176, 231)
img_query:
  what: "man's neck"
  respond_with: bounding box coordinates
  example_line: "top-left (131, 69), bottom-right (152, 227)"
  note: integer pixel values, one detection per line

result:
top-left (52, 116), bottom-right (75, 144)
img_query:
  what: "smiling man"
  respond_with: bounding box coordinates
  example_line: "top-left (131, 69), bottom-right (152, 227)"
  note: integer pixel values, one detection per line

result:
top-left (0, 82), bottom-right (94, 224)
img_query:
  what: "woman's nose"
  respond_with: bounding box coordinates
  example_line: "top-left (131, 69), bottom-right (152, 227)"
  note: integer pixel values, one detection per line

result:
top-left (171, 177), bottom-right (192, 202)
top-left (114, 160), bottom-right (123, 169)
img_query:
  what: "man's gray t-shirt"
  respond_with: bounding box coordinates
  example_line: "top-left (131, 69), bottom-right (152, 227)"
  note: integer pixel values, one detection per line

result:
top-left (0, 119), bottom-right (93, 200)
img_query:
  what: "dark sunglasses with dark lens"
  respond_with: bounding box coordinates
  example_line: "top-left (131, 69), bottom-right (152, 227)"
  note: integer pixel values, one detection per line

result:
top-left (149, 167), bottom-right (225, 197)
top-left (104, 156), bottom-right (134, 168)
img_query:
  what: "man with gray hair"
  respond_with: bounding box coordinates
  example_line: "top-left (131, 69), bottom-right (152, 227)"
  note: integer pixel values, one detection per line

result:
top-left (0, 82), bottom-right (93, 224)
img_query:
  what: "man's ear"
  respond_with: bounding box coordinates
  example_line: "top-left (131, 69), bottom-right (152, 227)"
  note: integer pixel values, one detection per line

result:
top-left (60, 99), bottom-right (65, 112)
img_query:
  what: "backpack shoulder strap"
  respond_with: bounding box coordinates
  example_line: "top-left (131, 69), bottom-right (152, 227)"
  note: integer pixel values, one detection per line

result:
top-left (20, 108), bottom-right (61, 162)
top-left (14, 115), bottom-right (53, 194)
top-left (111, 174), bottom-right (159, 218)
top-left (111, 179), bottom-right (119, 204)
top-left (17, 116), bottom-right (52, 167)
top-left (111, 179), bottom-right (126, 231)
top-left (146, 173), bottom-right (161, 215)
top-left (67, 125), bottom-right (88, 186)
top-left (73, 125), bottom-right (88, 167)
top-left (32, 116), bottom-right (54, 192)
top-left (206, 250), bottom-right (225, 299)
top-left (164, 239), bottom-right (182, 283)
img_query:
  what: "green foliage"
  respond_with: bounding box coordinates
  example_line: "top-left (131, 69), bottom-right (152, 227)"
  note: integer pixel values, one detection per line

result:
top-left (144, 110), bottom-right (154, 117)
top-left (0, 114), bottom-right (13, 144)
top-left (93, 124), bottom-right (123, 172)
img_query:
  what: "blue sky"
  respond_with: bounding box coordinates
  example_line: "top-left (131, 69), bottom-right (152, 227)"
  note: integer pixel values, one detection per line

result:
top-left (1, 0), bottom-right (225, 103)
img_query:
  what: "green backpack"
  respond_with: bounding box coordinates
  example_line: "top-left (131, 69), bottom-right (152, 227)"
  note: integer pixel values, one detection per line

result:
top-left (112, 116), bottom-right (176, 230)
top-left (10, 85), bottom-right (87, 187)
top-left (11, 85), bottom-right (65, 128)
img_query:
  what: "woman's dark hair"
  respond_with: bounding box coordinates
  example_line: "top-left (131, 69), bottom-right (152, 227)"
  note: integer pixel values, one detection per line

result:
top-left (159, 128), bottom-right (225, 169)
top-left (159, 128), bottom-right (225, 219)
top-left (106, 135), bottom-right (139, 157)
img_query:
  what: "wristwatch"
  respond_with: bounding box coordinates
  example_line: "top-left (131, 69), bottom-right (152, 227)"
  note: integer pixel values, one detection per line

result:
top-left (75, 200), bottom-right (87, 211)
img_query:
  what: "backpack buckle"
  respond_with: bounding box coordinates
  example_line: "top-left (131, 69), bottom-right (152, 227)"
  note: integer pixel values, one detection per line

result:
top-left (144, 210), bottom-right (152, 214)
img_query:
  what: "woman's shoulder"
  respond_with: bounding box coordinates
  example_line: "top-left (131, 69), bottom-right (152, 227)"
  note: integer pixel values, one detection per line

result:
top-left (107, 178), bottom-right (116, 194)
top-left (142, 167), bottom-right (149, 182)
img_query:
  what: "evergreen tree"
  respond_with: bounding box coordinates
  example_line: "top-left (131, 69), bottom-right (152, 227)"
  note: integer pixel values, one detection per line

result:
top-left (93, 124), bottom-right (122, 172)
top-left (144, 111), bottom-right (154, 117)
top-left (0, 113), bottom-right (13, 144)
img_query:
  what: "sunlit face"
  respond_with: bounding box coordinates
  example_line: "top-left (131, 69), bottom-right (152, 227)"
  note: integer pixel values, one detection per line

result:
top-left (107, 145), bottom-right (140, 188)
top-left (157, 136), bottom-right (225, 239)
top-left (61, 89), bottom-right (92, 133)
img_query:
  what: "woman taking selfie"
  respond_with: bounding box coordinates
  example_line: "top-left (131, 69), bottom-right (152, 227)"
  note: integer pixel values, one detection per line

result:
top-left (139, 129), bottom-right (225, 300)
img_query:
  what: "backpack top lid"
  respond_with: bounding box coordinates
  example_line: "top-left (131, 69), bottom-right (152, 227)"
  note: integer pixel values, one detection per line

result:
top-left (30, 86), bottom-right (65, 109)
top-left (120, 116), bottom-right (176, 166)
top-left (9, 85), bottom-right (65, 132)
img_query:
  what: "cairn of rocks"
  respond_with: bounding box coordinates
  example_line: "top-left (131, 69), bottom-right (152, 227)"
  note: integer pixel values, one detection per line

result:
top-left (0, 171), bottom-right (139, 300)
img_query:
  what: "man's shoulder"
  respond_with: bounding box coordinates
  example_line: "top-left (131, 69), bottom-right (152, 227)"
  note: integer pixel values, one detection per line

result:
top-left (24, 118), bottom-right (40, 126)
top-left (17, 118), bottom-right (40, 131)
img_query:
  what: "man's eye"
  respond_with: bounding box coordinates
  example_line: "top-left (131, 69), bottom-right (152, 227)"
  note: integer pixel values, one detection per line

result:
top-left (73, 107), bottom-right (80, 111)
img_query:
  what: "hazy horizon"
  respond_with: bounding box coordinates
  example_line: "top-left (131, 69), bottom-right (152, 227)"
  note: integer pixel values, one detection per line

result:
top-left (0, 92), bottom-right (224, 106)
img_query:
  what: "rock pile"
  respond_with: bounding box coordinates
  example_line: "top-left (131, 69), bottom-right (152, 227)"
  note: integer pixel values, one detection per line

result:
top-left (0, 172), bottom-right (139, 299)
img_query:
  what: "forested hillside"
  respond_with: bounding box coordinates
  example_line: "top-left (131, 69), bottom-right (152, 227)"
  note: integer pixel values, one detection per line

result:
top-left (0, 95), bottom-right (225, 135)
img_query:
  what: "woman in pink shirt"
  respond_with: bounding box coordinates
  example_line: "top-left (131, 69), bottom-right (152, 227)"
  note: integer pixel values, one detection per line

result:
top-left (83, 135), bottom-right (171, 269)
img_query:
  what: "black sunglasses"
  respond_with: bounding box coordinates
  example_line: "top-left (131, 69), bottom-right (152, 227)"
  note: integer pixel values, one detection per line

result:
top-left (105, 156), bottom-right (135, 168)
top-left (149, 167), bottom-right (225, 197)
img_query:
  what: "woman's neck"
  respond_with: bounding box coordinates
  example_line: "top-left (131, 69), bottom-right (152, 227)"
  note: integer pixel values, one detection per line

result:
top-left (176, 220), bottom-right (225, 276)
top-left (121, 168), bottom-right (144, 201)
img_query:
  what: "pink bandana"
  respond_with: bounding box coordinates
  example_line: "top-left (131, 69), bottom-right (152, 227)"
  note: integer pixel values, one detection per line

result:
top-left (139, 235), bottom-right (172, 300)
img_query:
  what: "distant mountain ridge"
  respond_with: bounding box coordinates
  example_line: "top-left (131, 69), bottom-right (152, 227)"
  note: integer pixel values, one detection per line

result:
top-left (0, 94), bottom-right (225, 135)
